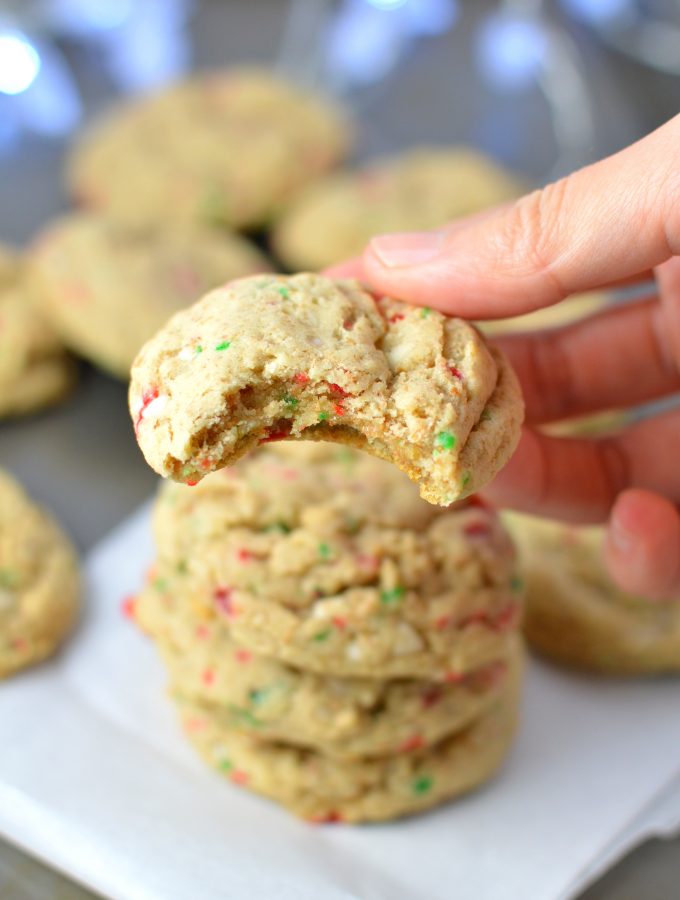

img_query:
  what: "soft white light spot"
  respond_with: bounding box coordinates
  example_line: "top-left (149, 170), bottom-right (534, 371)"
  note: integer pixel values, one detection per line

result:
top-left (476, 13), bottom-right (548, 93)
top-left (178, 347), bottom-right (195, 361)
top-left (0, 33), bottom-right (41, 95)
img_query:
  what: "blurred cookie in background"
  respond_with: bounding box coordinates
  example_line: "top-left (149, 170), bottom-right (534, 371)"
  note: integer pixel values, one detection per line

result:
top-left (272, 147), bottom-right (521, 271)
top-left (506, 511), bottom-right (680, 675)
top-left (67, 69), bottom-right (351, 231)
top-left (0, 245), bottom-right (75, 418)
top-left (31, 212), bottom-right (270, 379)
top-left (0, 468), bottom-right (80, 679)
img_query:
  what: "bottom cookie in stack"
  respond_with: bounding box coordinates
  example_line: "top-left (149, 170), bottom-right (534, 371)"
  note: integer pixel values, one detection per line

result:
top-left (136, 443), bottom-right (525, 822)
top-left (507, 512), bottom-right (680, 675)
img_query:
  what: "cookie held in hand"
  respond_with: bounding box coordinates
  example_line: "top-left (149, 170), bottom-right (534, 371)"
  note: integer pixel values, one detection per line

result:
top-left (130, 273), bottom-right (523, 505)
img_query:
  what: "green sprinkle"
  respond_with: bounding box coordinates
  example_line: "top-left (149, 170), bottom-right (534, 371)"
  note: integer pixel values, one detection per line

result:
top-left (230, 706), bottom-right (262, 728)
top-left (413, 775), bottom-right (433, 795)
top-left (312, 629), bottom-right (332, 642)
top-left (318, 411), bottom-right (330, 422)
top-left (282, 394), bottom-right (299, 408)
top-left (460, 472), bottom-right (471, 489)
top-left (435, 431), bottom-right (456, 452)
top-left (153, 577), bottom-right (168, 592)
top-left (219, 758), bottom-right (234, 773)
top-left (277, 286), bottom-right (291, 298)
top-left (266, 521), bottom-right (292, 534)
top-left (249, 687), bottom-right (270, 706)
top-left (195, 345), bottom-right (203, 354)
top-left (318, 542), bottom-right (331, 559)
top-left (420, 307), bottom-right (432, 319)
top-left (0, 569), bottom-right (16, 589)
top-left (511, 575), bottom-right (524, 593)
top-left (215, 340), bottom-right (231, 351)
top-left (380, 586), bottom-right (406, 606)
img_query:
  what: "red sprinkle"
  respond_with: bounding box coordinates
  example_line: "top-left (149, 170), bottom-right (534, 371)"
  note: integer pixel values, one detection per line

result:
top-left (202, 668), bottom-right (216, 686)
top-left (134, 387), bottom-right (159, 434)
top-left (398, 734), bottom-right (425, 753)
top-left (342, 319), bottom-right (355, 331)
top-left (310, 811), bottom-right (343, 824)
top-left (293, 372), bottom-right (310, 385)
top-left (230, 770), bottom-right (249, 785)
top-left (435, 615), bottom-right (453, 631)
top-left (421, 687), bottom-right (443, 708)
top-left (327, 382), bottom-right (351, 398)
top-left (259, 421), bottom-right (293, 444)
top-left (199, 458), bottom-right (212, 471)
top-left (235, 649), bottom-right (252, 664)
top-left (389, 313), bottom-right (405, 323)
top-left (184, 717), bottom-right (205, 734)
top-left (333, 403), bottom-right (345, 417)
top-left (236, 548), bottom-right (255, 563)
top-left (444, 670), bottom-right (465, 684)
top-left (214, 587), bottom-right (236, 619)
top-left (186, 479), bottom-right (199, 487)
top-left (448, 365), bottom-right (463, 379)
top-left (121, 595), bottom-right (137, 620)
top-left (493, 604), bottom-right (520, 631)
top-left (356, 553), bottom-right (379, 571)
top-left (332, 616), bottom-right (348, 630)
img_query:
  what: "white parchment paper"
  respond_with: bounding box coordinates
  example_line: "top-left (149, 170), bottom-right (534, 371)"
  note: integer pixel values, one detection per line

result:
top-left (0, 503), bottom-right (679, 900)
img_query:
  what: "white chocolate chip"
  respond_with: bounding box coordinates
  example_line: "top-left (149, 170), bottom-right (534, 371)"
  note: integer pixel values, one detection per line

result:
top-left (392, 622), bottom-right (424, 656)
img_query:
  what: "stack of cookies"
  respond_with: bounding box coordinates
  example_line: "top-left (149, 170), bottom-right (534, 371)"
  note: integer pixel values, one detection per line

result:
top-left (136, 443), bottom-right (524, 823)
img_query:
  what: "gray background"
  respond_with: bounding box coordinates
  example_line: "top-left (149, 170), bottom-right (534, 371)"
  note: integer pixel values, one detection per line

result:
top-left (0, 1), bottom-right (679, 897)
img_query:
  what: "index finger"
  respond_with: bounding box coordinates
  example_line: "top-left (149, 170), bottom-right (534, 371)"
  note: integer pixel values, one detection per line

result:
top-left (360, 114), bottom-right (680, 319)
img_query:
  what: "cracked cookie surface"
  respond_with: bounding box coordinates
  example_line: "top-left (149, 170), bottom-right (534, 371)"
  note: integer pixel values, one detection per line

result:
top-left (130, 273), bottom-right (523, 505)
top-left (137, 571), bottom-right (520, 759)
top-left (148, 444), bottom-right (523, 679)
top-left (176, 661), bottom-right (520, 823)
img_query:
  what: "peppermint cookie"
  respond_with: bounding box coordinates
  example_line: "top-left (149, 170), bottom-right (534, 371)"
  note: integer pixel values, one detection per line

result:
top-left (130, 273), bottom-right (523, 505)
top-left (507, 512), bottom-right (680, 674)
top-left (0, 245), bottom-right (74, 417)
top-left (176, 665), bottom-right (520, 823)
top-left (31, 213), bottom-right (269, 378)
top-left (137, 571), bottom-right (520, 759)
top-left (0, 469), bottom-right (80, 678)
top-left (273, 148), bottom-right (521, 270)
top-left (68, 69), bottom-right (350, 230)
top-left (148, 444), bottom-right (523, 680)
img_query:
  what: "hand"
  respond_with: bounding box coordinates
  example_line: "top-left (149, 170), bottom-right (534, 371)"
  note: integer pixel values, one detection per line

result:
top-left (328, 114), bottom-right (680, 599)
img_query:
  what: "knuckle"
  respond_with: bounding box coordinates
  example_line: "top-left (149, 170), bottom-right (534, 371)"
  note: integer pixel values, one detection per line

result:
top-left (500, 178), bottom-right (573, 298)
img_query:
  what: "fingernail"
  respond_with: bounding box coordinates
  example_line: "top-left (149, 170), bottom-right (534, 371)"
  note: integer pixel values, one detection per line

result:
top-left (369, 231), bottom-right (446, 268)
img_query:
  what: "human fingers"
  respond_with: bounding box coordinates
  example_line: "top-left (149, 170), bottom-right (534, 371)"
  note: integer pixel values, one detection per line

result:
top-left (482, 408), bottom-right (680, 523)
top-left (604, 488), bottom-right (680, 600)
top-left (492, 296), bottom-right (680, 424)
top-left (358, 114), bottom-right (680, 318)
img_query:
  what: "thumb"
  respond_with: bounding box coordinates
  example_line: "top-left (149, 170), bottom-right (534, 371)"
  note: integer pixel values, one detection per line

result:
top-left (361, 114), bottom-right (680, 319)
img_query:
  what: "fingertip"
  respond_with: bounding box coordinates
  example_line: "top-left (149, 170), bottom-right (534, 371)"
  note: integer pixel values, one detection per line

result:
top-left (604, 488), bottom-right (680, 601)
